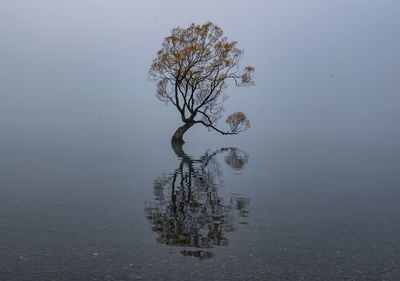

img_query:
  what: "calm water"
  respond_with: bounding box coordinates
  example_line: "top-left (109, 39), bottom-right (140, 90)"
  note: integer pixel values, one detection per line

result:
top-left (1, 1), bottom-right (399, 280)
top-left (1, 138), bottom-right (399, 281)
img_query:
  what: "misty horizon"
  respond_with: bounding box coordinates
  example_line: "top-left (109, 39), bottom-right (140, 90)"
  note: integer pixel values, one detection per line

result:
top-left (1, 1), bottom-right (399, 280)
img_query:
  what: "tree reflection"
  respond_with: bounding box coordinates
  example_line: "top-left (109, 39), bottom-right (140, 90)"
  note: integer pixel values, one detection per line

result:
top-left (145, 144), bottom-right (250, 259)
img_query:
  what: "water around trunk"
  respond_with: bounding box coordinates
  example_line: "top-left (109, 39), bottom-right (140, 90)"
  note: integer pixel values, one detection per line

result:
top-left (171, 122), bottom-right (194, 144)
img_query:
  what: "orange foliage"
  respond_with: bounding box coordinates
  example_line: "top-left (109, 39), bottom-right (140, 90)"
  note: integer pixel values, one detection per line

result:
top-left (226, 112), bottom-right (250, 134)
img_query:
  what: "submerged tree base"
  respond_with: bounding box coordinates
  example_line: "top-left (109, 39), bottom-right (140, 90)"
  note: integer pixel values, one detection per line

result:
top-left (171, 123), bottom-right (194, 145)
top-left (171, 139), bottom-right (189, 160)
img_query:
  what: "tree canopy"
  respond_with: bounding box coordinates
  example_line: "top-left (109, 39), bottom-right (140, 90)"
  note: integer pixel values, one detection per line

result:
top-left (149, 22), bottom-right (255, 144)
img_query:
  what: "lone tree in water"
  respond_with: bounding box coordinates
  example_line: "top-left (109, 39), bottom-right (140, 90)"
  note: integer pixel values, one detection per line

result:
top-left (149, 22), bottom-right (255, 144)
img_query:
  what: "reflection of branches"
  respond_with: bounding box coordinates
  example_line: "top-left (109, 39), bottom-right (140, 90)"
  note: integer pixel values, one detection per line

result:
top-left (181, 250), bottom-right (214, 260)
top-left (225, 149), bottom-right (249, 170)
top-left (145, 144), bottom-right (250, 259)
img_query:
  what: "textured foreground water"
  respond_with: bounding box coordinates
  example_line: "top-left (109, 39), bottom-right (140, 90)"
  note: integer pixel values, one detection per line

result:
top-left (1, 139), bottom-right (399, 281)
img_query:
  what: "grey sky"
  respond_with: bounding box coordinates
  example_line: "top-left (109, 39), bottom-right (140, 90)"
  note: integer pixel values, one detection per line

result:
top-left (1, 0), bottom-right (399, 148)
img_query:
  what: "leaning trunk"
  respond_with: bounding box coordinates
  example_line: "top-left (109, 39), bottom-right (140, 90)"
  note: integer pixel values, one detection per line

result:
top-left (171, 122), bottom-right (194, 145)
top-left (171, 140), bottom-right (193, 167)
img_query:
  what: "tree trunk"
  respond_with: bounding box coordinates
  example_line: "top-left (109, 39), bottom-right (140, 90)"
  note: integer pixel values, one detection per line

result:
top-left (171, 122), bottom-right (194, 145)
top-left (171, 140), bottom-right (193, 165)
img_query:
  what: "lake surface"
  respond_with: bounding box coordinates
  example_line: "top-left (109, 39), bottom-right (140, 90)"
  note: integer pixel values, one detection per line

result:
top-left (1, 138), bottom-right (399, 281)
top-left (1, 1), bottom-right (399, 280)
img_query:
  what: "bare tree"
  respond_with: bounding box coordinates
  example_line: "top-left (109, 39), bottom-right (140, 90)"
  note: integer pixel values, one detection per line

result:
top-left (149, 22), bottom-right (255, 144)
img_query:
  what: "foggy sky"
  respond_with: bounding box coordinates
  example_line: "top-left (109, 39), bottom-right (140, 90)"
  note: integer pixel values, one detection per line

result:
top-left (1, 0), bottom-right (399, 149)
